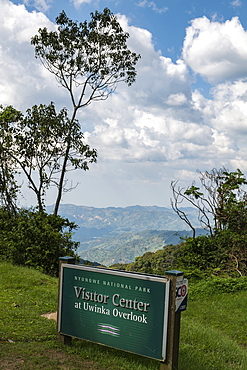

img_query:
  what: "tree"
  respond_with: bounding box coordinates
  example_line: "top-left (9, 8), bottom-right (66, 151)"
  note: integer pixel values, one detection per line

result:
top-left (0, 208), bottom-right (79, 276)
top-left (171, 168), bottom-right (247, 237)
top-left (171, 168), bottom-right (247, 277)
top-left (0, 106), bottom-right (21, 213)
top-left (0, 103), bottom-right (97, 214)
top-left (31, 8), bottom-right (140, 215)
top-left (0, 144), bottom-right (19, 213)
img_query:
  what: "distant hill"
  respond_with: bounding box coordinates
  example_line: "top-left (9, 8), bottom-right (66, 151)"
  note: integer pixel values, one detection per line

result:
top-left (47, 204), bottom-right (202, 239)
top-left (78, 228), bottom-right (207, 266)
top-left (46, 204), bottom-right (206, 265)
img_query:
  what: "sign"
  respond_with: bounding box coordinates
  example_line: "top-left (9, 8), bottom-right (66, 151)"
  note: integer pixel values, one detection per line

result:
top-left (175, 279), bottom-right (188, 313)
top-left (58, 264), bottom-right (170, 360)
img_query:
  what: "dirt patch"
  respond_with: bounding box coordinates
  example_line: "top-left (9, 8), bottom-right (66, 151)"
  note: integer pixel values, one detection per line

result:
top-left (40, 312), bottom-right (57, 321)
top-left (46, 349), bottom-right (69, 363)
top-left (46, 349), bottom-right (102, 370)
top-left (0, 358), bottom-right (24, 369)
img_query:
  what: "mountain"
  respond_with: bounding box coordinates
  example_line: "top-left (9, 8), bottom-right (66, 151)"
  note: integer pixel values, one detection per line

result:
top-left (77, 229), bottom-right (207, 266)
top-left (47, 204), bottom-right (201, 238)
top-left (46, 204), bottom-right (206, 265)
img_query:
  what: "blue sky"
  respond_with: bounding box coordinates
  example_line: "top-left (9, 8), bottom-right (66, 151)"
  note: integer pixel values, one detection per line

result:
top-left (16, 1), bottom-right (247, 60)
top-left (2, 0), bottom-right (247, 208)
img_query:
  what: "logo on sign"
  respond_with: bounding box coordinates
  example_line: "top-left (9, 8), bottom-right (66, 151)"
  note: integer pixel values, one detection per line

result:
top-left (176, 284), bottom-right (187, 298)
top-left (175, 279), bottom-right (188, 313)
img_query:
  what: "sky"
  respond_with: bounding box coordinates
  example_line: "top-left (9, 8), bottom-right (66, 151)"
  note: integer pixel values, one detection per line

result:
top-left (1, 0), bottom-right (247, 208)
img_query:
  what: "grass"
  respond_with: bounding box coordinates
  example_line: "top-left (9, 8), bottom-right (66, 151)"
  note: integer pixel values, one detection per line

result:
top-left (0, 262), bottom-right (247, 369)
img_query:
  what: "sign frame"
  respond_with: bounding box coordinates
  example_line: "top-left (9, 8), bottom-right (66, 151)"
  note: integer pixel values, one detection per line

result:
top-left (58, 263), bottom-right (170, 361)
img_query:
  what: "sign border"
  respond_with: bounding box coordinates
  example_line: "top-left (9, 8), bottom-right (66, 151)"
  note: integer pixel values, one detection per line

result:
top-left (58, 264), bottom-right (170, 360)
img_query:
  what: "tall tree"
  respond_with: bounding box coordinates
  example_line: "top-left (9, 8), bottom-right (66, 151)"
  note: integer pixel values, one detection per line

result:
top-left (31, 8), bottom-right (140, 215)
top-left (0, 105), bottom-right (22, 213)
top-left (171, 168), bottom-right (247, 237)
top-left (0, 103), bottom-right (97, 213)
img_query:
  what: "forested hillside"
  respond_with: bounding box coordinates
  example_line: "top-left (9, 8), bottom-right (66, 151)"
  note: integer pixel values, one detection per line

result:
top-left (46, 204), bottom-right (206, 265)
top-left (78, 229), bottom-right (206, 266)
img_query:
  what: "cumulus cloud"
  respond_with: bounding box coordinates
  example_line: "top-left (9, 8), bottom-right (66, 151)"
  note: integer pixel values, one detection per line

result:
top-left (117, 15), bottom-right (193, 107)
top-left (0, 0), bottom-right (60, 109)
top-left (200, 80), bottom-right (247, 136)
top-left (78, 14), bottom-right (247, 178)
top-left (183, 16), bottom-right (247, 84)
top-left (191, 80), bottom-right (247, 171)
top-left (2, 1), bottom-right (247, 206)
top-left (166, 93), bottom-right (187, 106)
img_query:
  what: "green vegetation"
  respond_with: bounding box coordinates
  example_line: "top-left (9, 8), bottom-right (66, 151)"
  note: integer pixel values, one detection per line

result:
top-left (1, 261), bottom-right (247, 370)
top-left (0, 8), bottom-right (140, 216)
top-left (53, 204), bottom-right (201, 238)
top-left (0, 7), bottom-right (141, 280)
top-left (112, 244), bottom-right (181, 274)
top-left (31, 8), bottom-right (139, 216)
top-left (169, 169), bottom-right (247, 278)
top-left (0, 103), bottom-right (97, 214)
top-left (0, 209), bottom-right (79, 276)
top-left (171, 168), bottom-right (247, 237)
top-left (1, 168), bottom-right (247, 368)
top-left (79, 230), bottom-right (198, 266)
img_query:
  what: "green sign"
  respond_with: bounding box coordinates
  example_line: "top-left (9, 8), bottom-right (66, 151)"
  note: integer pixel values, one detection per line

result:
top-left (58, 264), bottom-right (170, 360)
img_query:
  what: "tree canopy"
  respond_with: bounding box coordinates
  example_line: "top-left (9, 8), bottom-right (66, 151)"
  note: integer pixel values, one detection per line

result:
top-left (0, 208), bottom-right (79, 276)
top-left (171, 168), bottom-right (247, 237)
top-left (31, 8), bottom-right (140, 113)
top-left (0, 103), bottom-right (97, 213)
top-left (30, 8), bottom-right (140, 214)
top-left (170, 168), bottom-right (247, 277)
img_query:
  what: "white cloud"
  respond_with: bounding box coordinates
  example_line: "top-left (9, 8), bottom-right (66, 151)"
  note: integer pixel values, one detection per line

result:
top-left (137, 0), bottom-right (168, 14)
top-left (231, 0), bottom-right (242, 8)
top-left (183, 16), bottom-right (247, 84)
top-left (2, 2), bottom-right (247, 207)
top-left (166, 93), bottom-right (187, 106)
top-left (79, 15), bottom-right (247, 181)
top-left (23, 0), bottom-right (52, 12)
top-left (70, 0), bottom-right (93, 8)
top-left (0, 0), bottom-right (63, 109)
top-left (117, 15), bottom-right (193, 108)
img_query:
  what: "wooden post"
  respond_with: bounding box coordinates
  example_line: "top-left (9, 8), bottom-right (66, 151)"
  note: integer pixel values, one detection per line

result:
top-left (56, 256), bottom-right (76, 345)
top-left (160, 270), bottom-right (183, 370)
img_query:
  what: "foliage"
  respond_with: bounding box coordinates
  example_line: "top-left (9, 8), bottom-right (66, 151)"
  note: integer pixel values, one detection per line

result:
top-left (31, 8), bottom-right (140, 110)
top-left (170, 168), bottom-right (247, 277)
top-left (31, 8), bottom-right (140, 215)
top-left (0, 103), bottom-right (97, 213)
top-left (0, 209), bottom-right (79, 276)
top-left (115, 229), bottom-right (247, 278)
top-left (79, 229), bottom-right (196, 266)
top-left (0, 105), bottom-right (22, 213)
top-left (171, 168), bottom-right (247, 236)
top-left (174, 235), bottom-right (227, 278)
top-left (172, 230), bottom-right (247, 278)
top-left (1, 261), bottom-right (247, 370)
top-left (188, 275), bottom-right (247, 298)
top-left (114, 244), bottom-right (182, 275)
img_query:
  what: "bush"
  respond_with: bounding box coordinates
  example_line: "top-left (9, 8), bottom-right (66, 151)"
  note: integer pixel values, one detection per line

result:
top-left (123, 244), bottom-right (182, 275)
top-left (176, 231), bottom-right (247, 278)
top-left (0, 208), bottom-right (79, 276)
top-left (189, 276), bottom-right (247, 299)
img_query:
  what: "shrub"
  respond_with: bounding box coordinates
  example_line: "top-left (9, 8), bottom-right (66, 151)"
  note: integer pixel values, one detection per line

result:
top-left (0, 208), bottom-right (79, 276)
